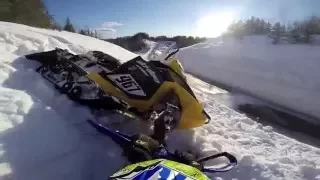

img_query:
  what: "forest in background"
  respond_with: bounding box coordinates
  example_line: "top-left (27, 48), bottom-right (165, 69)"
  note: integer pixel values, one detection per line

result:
top-left (1, 0), bottom-right (320, 50)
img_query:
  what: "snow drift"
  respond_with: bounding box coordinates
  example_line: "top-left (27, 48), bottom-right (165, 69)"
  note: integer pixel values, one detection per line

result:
top-left (0, 22), bottom-right (319, 180)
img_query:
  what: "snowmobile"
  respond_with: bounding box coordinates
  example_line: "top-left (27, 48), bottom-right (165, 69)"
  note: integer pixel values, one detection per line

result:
top-left (25, 45), bottom-right (211, 142)
top-left (88, 119), bottom-right (237, 179)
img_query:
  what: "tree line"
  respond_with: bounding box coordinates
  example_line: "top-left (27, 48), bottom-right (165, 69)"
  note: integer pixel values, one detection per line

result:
top-left (226, 16), bottom-right (320, 44)
top-left (105, 32), bottom-right (206, 52)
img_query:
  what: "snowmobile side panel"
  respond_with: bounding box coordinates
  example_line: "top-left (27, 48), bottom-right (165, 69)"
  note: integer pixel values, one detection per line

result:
top-left (87, 73), bottom-right (206, 129)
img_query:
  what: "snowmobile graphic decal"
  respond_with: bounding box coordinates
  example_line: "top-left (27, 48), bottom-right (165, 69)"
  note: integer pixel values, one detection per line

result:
top-left (107, 74), bottom-right (146, 96)
top-left (136, 60), bottom-right (161, 84)
top-left (105, 57), bottom-right (164, 99)
top-left (110, 159), bottom-right (198, 180)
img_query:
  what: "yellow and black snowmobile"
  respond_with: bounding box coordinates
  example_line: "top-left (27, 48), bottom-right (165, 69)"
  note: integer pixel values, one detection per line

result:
top-left (25, 47), bottom-right (210, 142)
top-left (87, 53), bottom-right (210, 128)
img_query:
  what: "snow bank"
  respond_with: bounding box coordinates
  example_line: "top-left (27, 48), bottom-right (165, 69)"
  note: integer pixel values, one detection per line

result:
top-left (178, 35), bottom-right (320, 121)
top-left (0, 22), bottom-right (319, 180)
top-left (0, 22), bottom-right (137, 179)
top-left (312, 35), bottom-right (320, 45)
top-left (0, 22), bottom-right (136, 61)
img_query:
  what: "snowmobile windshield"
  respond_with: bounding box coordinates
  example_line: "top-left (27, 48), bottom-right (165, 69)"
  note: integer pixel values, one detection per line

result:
top-left (148, 41), bottom-right (178, 61)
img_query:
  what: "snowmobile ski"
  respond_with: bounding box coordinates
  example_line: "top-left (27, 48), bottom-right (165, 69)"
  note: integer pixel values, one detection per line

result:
top-left (87, 119), bottom-right (237, 173)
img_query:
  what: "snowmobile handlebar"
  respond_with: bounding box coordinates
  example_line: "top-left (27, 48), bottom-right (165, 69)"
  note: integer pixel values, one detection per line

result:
top-left (203, 110), bottom-right (211, 124)
top-left (161, 151), bottom-right (237, 173)
top-left (198, 152), bottom-right (238, 173)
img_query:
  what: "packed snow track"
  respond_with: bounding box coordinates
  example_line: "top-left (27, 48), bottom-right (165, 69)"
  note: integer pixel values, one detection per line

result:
top-left (0, 22), bottom-right (320, 180)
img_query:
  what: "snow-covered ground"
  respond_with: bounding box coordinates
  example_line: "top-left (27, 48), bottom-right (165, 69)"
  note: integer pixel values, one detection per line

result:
top-left (178, 36), bottom-right (320, 122)
top-left (0, 22), bottom-right (320, 180)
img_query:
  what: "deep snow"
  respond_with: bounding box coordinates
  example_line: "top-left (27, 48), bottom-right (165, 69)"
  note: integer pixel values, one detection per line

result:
top-left (0, 22), bottom-right (320, 180)
top-left (178, 36), bottom-right (320, 122)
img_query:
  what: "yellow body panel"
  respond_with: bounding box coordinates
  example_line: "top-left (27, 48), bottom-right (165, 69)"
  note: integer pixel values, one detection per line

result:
top-left (167, 58), bottom-right (185, 78)
top-left (87, 72), bottom-right (206, 129)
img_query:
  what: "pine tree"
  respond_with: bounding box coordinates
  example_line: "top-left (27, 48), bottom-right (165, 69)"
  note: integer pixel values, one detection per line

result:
top-left (94, 29), bottom-right (98, 38)
top-left (259, 19), bottom-right (266, 34)
top-left (265, 22), bottom-right (272, 33)
top-left (0, 0), bottom-right (54, 28)
top-left (254, 18), bottom-right (261, 34)
top-left (280, 25), bottom-right (286, 33)
top-left (0, 0), bottom-right (14, 22)
top-left (63, 17), bottom-right (75, 32)
top-left (79, 29), bottom-right (86, 35)
top-left (86, 29), bottom-right (90, 36)
top-left (48, 14), bottom-right (61, 30)
top-left (271, 22), bottom-right (281, 44)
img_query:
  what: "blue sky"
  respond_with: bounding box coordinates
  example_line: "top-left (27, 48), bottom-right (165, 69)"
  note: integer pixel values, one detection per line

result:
top-left (44, 0), bottom-right (320, 38)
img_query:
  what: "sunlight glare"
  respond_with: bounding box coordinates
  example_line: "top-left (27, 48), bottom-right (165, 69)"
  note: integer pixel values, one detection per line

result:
top-left (196, 12), bottom-right (234, 37)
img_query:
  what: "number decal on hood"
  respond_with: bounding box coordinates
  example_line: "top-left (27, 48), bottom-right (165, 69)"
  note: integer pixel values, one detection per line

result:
top-left (108, 74), bottom-right (146, 96)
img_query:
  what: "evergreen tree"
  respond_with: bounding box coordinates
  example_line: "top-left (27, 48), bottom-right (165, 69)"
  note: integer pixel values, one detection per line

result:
top-left (79, 29), bottom-right (86, 35)
top-left (63, 17), bottom-right (75, 32)
top-left (86, 29), bottom-right (90, 36)
top-left (271, 22), bottom-right (281, 44)
top-left (0, 0), bottom-right (54, 28)
top-left (49, 14), bottom-right (61, 30)
top-left (94, 29), bottom-right (98, 38)
top-left (280, 25), bottom-right (286, 33)
top-left (305, 16), bottom-right (320, 35)
top-left (0, 0), bottom-right (14, 22)
top-left (265, 22), bottom-right (272, 33)
top-left (227, 17), bottom-right (275, 36)
top-left (254, 18), bottom-right (261, 34)
top-left (259, 19), bottom-right (266, 34)
top-left (226, 15), bottom-right (320, 44)
top-left (273, 22), bottom-right (281, 32)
